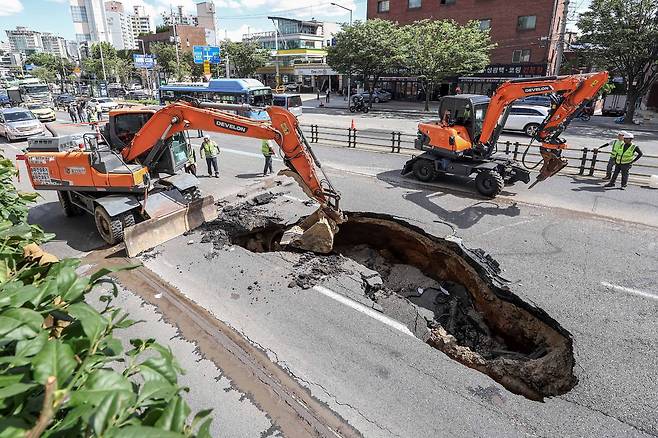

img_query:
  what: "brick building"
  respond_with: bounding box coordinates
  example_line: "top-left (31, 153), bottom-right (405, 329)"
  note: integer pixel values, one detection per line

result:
top-left (367, 0), bottom-right (566, 98)
top-left (140, 25), bottom-right (206, 53)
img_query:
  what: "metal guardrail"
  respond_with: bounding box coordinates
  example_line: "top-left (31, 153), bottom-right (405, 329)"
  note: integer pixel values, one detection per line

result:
top-left (302, 123), bottom-right (658, 184)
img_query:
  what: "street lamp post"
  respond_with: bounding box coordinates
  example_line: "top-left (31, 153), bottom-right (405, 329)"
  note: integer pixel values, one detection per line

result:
top-left (330, 2), bottom-right (352, 105)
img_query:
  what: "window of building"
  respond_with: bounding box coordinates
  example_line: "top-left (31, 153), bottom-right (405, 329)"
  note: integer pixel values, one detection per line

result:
top-left (512, 49), bottom-right (531, 63)
top-left (377, 0), bottom-right (390, 12)
top-left (517, 15), bottom-right (536, 30)
top-left (408, 0), bottom-right (421, 9)
top-left (70, 6), bottom-right (88, 23)
top-left (440, 0), bottom-right (456, 4)
top-left (479, 19), bottom-right (491, 31)
top-left (75, 33), bottom-right (91, 43)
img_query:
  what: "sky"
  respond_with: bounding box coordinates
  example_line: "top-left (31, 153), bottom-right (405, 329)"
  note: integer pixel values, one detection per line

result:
top-left (0, 0), bottom-right (365, 42)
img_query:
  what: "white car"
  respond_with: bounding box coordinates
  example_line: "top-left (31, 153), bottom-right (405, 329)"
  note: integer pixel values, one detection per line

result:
top-left (503, 105), bottom-right (549, 136)
top-left (0, 108), bottom-right (45, 142)
top-left (88, 97), bottom-right (119, 112)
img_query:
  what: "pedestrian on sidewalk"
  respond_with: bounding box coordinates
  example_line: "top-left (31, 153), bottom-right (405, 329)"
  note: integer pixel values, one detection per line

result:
top-left (68, 105), bottom-right (78, 123)
top-left (261, 139), bottom-right (275, 176)
top-left (603, 131), bottom-right (625, 180)
top-left (200, 136), bottom-right (220, 178)
top-left (325, 88), bottom-right (330, 103)
top-left (604, 132), bottom-right (643, 190)
top-left (184, 142), bottom-right (197, 176)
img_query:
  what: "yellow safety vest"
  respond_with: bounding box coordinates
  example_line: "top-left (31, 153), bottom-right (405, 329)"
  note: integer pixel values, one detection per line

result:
top-left (610, 139), bottom-right (624, 158)
top-left (615, 143), bottom-right (636, 165)
top-left (261, 140), bottom-right (273, 156)
top-left (201, 140), bottom-right (219, 158)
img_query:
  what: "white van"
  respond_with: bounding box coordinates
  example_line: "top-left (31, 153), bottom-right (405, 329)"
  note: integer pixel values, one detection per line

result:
top-left (273, 94), bottom-right (303, 117)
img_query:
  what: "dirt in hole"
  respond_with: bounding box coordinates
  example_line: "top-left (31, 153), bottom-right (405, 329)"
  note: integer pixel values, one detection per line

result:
top-left (199, 202), bottom-right (577, 401)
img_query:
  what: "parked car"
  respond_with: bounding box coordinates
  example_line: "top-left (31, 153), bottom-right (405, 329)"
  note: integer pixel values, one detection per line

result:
top-left (25, 103), bottom-right (56, 122)
top-left (55, 93), bottom-right (75, 106)
top-left (513, 96), bottom-right (552, 107)
top-left (356, 90), bottom-right (392, 103)
top-left (0, 108), bottom-right (45, 141)
top-left (503, 105), bottom-right (550, 136)
top-left (88, 97), bottom-right (119, 112)
top-left (125, 90), bottom-right (150, 101)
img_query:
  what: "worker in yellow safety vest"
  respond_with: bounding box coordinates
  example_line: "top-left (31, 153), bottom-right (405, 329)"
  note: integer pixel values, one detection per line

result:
top-left (604, 131), bottom-right (625, 180)
top-left (604, 132), bottom-right (643, 190)
top-left (262, 139), bottom-right (275, 176)
top-left (199, 136), bottom-right (220, 178)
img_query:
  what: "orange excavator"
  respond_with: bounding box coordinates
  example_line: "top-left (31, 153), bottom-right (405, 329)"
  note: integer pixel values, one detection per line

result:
top-left (23, 101), bottom-right (342, 256)
top-left (403, 71), bottom-right (609, 197)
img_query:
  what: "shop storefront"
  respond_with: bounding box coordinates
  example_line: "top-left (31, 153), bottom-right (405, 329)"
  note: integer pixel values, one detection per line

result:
top-left (459, 63), bottom-right (548, 95)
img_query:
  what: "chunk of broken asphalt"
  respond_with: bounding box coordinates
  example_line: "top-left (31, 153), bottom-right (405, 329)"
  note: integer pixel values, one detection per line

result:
top-left (252, 193), bottom-right (275, 205)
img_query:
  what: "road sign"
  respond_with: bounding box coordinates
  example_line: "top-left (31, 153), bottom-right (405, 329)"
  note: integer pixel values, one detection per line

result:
top-left (133, 54), bottom-right (155, 69)
top-left (73, 66), bottom-right (81, 78)
top-left (203, 60), bottom-right (211, 81)
top-left (193, 45), bottom-right (221, 64)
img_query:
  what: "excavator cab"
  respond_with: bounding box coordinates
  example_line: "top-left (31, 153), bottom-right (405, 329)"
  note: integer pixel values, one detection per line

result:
top-left (438, 95), bottom-right (491, 143)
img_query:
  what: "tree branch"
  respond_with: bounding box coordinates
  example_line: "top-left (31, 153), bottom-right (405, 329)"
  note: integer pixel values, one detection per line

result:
top-left (26, 376), bottom-right (57, 438)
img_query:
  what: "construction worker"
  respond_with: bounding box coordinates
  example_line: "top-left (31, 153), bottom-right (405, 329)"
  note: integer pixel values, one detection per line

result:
top-left (67, 104), bottom-right (78, 123)
top-left (87, 105), bottom-right (98, 124)
top-left (604, 132), bottom-right (643, 190)
top-left (262, 139), bottom-right (274, 176)
top-left (199, 136), bottom-right (220, 178)
top-left (184, 142), bottom-right (197, 176)
top-left (603, 131), bottom-right (625, 180)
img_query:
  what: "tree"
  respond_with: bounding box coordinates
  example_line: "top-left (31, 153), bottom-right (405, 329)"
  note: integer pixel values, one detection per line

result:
top-left (221, 40), bottom-right (269, 78)
top-left (327, 19), bottom-right (406, 101)
top-left (83, 42), bottom-right (118, 81)
top-left (150, 42), bottom-right (190, 82)
top-left (578, 0), bottom-right (658, 123)
top-left (25, 53), bottom-right (75, 90)
top-left (32, 66), bottom-right (56, 83)
top-left (402, 20), bottom-right (494, 110)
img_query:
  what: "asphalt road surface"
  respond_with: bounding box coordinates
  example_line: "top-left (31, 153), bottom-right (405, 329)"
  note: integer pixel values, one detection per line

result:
top-left (4, 111), bottom-right (658, 437)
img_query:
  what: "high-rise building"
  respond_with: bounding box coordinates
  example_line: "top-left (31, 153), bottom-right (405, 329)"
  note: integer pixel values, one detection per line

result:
top-left (41, 33), bottom-right (69, 58)
top-left (0, 40), bottom-right (10, 53)
top-left (6, 27), bottom-right (43, 55)
top-left (162, 6), bottom-right (198, 27)
top-left (196, 2), bottom-right (216, 45)
top-left (105, 1), bottom-right (136, 49)
top-left (66, 40), bottom-right (80, 60)
top-left (69, 0), bottom-right (109, 43)
top-left (131, 5), bottom-right (154, 40)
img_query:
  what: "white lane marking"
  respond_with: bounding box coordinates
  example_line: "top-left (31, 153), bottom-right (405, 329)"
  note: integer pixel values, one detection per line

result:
top-left (221, 147), bottom-right (283, 162)
top-left (312, 285), bottom-right (415, 337)
top-left (601, 282), bottom-right (658, 302)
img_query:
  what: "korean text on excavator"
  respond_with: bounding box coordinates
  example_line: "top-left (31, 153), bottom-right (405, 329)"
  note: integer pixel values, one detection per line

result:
top-left (21, 100), bottom-right (343, 256)
top-left (403, 71), bottom-right (609, 197)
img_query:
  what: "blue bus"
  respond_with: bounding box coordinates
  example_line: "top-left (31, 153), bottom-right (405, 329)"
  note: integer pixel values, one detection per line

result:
top-left (159, 78), bottom-right (273, 119)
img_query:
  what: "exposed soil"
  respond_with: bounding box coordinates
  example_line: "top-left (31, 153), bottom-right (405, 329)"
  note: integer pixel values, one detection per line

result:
top-left (197, 200), bottom-right (577, 401)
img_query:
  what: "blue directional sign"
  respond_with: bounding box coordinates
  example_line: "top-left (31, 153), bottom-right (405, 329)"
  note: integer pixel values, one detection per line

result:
top-left (133, 54), bottom-right (155, 69)
top-left (193, 45), bottom-right (221, 64)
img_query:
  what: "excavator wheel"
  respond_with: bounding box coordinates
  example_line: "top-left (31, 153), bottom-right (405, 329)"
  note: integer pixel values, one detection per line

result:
top-left (58, 191), bottom-right (83, 217)
top-left (475, 170), bottom-right (504, 198)
top-left (412, 159), bottom-right (437, 182)
top-left (94, 206), bottom-right (125, 245)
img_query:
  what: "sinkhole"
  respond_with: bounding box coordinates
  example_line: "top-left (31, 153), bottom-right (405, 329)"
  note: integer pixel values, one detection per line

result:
top-left (204, 208), bottom-right (577, 401)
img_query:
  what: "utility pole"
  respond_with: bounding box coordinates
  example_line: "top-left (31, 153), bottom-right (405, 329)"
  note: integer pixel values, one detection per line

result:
top-left (554, 0), bottom-right (570, 75)
top-left (270, 18), bottom-right (280, 87)
top-left (170, 7), bottom-right (181, 79)
top-left (224, 29), bottom-right (230, 78)
top-left (98, 42), bottom-right (107, 82)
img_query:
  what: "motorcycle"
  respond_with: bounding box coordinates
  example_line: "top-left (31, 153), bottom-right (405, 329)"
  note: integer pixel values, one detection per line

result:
top-left (349, 95), bottom-right (369, 113)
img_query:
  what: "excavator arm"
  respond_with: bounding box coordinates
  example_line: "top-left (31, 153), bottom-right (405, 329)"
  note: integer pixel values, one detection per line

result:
top-left (478, 71), bottom-right (609, 183)
top-left (121, 101), bottom-right (341, 219)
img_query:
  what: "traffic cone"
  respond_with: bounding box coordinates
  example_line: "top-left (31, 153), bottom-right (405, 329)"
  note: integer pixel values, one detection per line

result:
top-left (351, 119), bottom-right (356, 130)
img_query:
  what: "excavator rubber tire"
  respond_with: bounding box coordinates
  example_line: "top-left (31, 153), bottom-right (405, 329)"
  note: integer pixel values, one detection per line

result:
top-left (183, 187), bottom-right (202, 202)
top-left (475, 170), bottom-right (504, 198)
top-left (121, 211), bottom-right (136, 229)
top-left (412, 159), bottom-right (437, 182)
top-left (58, 191), bottom-right (83, 217)
top-left (94, 205), bottom-right (124, 245)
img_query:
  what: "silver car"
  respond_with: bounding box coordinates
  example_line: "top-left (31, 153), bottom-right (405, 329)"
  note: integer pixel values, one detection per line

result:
top-left (0, 108), bottom-right (45, 142)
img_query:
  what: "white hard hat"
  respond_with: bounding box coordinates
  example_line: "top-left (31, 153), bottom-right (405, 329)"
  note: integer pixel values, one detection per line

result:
top-left (623, 132), bottom-right (634, 139)
top-left (617, 131), bottom-right (626, 136)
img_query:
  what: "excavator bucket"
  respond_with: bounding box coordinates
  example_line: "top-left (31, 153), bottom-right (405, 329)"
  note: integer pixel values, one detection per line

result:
top-left (123, 195), bottom-right (218, 257)
top-left (529, 149), bottom-right (569, 189)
